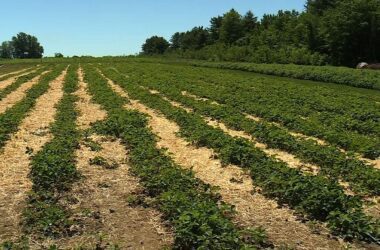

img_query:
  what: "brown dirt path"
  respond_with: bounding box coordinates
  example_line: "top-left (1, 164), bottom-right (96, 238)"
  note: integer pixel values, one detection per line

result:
top-left (0, 70), bottom-right (50, 114)
top-left (0, 69), bottom-right (67, 242)
top-left (103, 75), bottom-right (356, 250)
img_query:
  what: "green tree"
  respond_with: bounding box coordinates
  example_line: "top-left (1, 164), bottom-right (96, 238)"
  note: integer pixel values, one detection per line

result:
top-left (220, 9), bottom-right (244, 44)
top-left (181, 27), bottom-right (210, 50)
top-left (142, 36), bottom-right (169, 54)
top-left (243, 11), bottom-right (258, 34)
top-left (319, 0), bottom-right (380, 65)
top-left (12, 32), bottom-right (44, 58)
top-left (0, 41), bottom-right (14, 59)
top-left (306, 0), bottom-right (340, 15)
top-left (170, 32), bottom-right (184, 49)
top-left (209, 16), bottom-right (223, 42)
top-left (54, 53), bottom-right (64, 58)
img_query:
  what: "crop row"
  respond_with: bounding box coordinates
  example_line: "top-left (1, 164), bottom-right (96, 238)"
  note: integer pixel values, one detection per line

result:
top-left (176, 66), bottom-right (380, 137)
top-left (0, 67), bottom-right (47, 101)
top-left (23, 65), bottom-right (81, 237)
top-left (189, 61), bottom-right (380, 90)
top-left (100, 65), bottom-right (379, 242)
top-left (82, 65), bottom-right (266, 249)
top-left (123, 68), bottom-right (380, 196)
top-left (0, 65), bottom-right (35, 82)
top-left (0, 63), bottom-right (39, 81)
top-left (115, 62), bottom-right (380, 159)
top-left (0, 65), bottom-right (65, 149)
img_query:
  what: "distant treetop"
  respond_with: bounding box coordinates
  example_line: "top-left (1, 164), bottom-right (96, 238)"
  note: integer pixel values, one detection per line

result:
top-left (0, 32), bottom-right (44, 59)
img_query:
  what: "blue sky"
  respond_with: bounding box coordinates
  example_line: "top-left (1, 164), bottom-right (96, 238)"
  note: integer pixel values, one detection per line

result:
top-left (0, 0), bottom-right (305, 57)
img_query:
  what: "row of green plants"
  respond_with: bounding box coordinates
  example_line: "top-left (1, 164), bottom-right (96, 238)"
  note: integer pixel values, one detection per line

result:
top-left (0, 66), bottom-right (48, 101)
top-left (100, 65), bottom-right (380, 242)
top-left (0, 65), bottom-right (36, 81)
top-left (131, 73), bottom-right (380, 197)
top-left (172, 64), bottom-right (380, 136)
top-left (82, 65), bottom-right (268, 249)
top-left (116, 62), bottom-right (380, 159)
top-left (190, 61), bottom-right (380, 90)
top-left (0, 65), bottom-right (64, 149)
top-left (185, 63), bottom-right (379, 156)
top-left (182, 67), bottom-right (380, 138)
top-left (24, 65), bottom-right (82, 237)
top-left (181, 76), bottom-right (380, 159)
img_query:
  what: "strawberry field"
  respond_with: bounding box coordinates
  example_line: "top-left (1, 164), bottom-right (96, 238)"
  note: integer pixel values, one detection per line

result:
top-left (0, 59), bottom-right (379, 249)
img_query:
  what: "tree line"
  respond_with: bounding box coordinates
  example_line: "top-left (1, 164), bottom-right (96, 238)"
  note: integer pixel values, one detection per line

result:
top-left (141, 0), bottom-right (380, 66)
top-left (0, 32), bottom-right (44, 59)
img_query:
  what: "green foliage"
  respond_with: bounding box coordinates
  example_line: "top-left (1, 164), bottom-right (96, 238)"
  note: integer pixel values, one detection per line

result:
top-left (101, 62), bottom-right (380, 242)
top-left (306, 0), bottom-right (339, 15)
top-left (169, 27), bottom-right (210, 51)
top-left (0, 65), bottom-right (64, 150)
top-left (115, 60), bottom-right (380, 159)
top-left (142, 36), bottom-right (170, 55)
top-left (54, 53), bottom-right (64, 58)
top-left (219, 9), bottom-right (244, 44)
top-left (0, 67), bottom-right (47, 101)
top-left (82, 135), bottom-right (102, 151)
top-left (0, 41), bottom-right (14, 59)
top-left (209, 16), bottom-right (223, 42)
top-left (89, 156), bottom-right (119, 169)
top-left (0, 64), bottom-right (36, 79)
top-left (146, 1), bottom-right (380, 66)
top-left (319, 0), bottom-right (380, 65)
top-left (11, 32), bottom-right (44, 59)
top-left (131, 69), bottom-right (380, 195)
top-left (242, 11), bottom-right (258, 34)
top-left (192, 61), bottom-right (380, 90)
top-left (83, 65), bottom-right (265, 249)
top-left (25, 65), bottom-right (81, 237)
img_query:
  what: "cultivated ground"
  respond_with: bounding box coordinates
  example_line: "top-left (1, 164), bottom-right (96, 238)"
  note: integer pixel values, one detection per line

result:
top-left (0, 59), bottom-right (379, 249)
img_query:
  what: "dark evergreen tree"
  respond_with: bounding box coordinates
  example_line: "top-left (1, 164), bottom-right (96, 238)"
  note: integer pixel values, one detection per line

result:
top-left (219, 9), bottom-right (244, 44)
top-left (209, 16), bottom-right (223, 42)
top-left (242, 11), bottom-right (258, 33)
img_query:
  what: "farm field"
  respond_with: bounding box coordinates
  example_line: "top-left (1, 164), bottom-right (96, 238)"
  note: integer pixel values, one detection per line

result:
top-left (0, 60), bottom-right (380, 249)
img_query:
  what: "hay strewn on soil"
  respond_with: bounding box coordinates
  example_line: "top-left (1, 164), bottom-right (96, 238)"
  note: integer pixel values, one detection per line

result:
top-left (45, 135), bottom-right (173, 249)
top-left (75, 68), bottom-right (107, 129)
